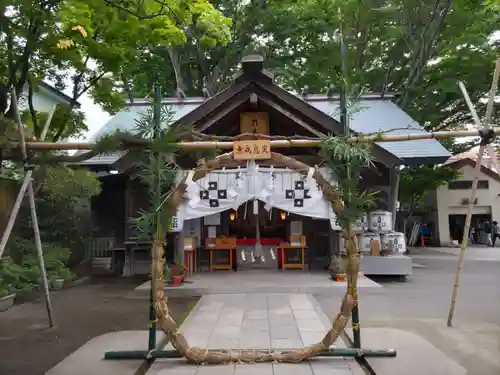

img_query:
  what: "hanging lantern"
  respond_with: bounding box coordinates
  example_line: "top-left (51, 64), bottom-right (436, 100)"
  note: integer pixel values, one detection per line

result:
top-left (280, 210), bottom-right (288, 220)
top-left (229, 210), bottom-right (237, 221)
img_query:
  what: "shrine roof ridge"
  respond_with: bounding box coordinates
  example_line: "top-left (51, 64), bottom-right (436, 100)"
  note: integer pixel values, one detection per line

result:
top-left (125, 92), bottom-right (399, 106)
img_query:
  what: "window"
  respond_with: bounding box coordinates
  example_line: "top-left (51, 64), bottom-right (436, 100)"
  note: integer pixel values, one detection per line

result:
top-left (448, 180), bottom-right (489, 190)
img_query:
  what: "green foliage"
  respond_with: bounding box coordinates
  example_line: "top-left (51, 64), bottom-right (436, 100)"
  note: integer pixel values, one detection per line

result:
top-left (6, 165), bottom-right (101, 251)
top-left (128, 94), bottom-right (178, 241)
top-left (41, 166), bottom-right (101, 199)
top-left (21, 103), bottom-right (88, 142)
top-left (320, 137), bottom-right (377, 224)
top-left (398, 138), bottom-right (465, 213)
top-left (3, 241), bottom-right (75, 294)
top-left (399, 165), bottom-right (459, 213)
top-left (0, 257), bottom-right (23, 297)
top-left (123, 0), bottom-right (498, 134)
top-left (1, 0), bottom-right (232, 140)
top-left (92, 133), bottom-right (124, 154)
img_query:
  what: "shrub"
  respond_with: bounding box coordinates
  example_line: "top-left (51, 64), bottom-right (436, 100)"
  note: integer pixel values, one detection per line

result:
top-left (2, 241), bottom-right (75, 293)
top-left (0, 257), bottom-right (23, 297)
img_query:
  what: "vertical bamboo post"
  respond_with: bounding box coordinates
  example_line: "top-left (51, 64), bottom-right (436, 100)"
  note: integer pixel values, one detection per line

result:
top-left (338, 13), bottom-right (361, 350)
top-left (0, 105), bottom-right (56, 259)
top-left (446, 145), bottom-right (485, 327)
top-left (10, 89), bottom-right (55, 327)
top-left (447, 61), bottom-right (499, 327)
top-left (148, 84), bottom-right (162, 352)
top-left (0, 174), bottom-right (32, 258)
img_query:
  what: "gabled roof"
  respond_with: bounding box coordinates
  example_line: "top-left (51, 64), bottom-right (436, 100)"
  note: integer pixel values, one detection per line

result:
top-left (445, 157), bottom-right (500, 182)
top-left (39, 81), bottom-right (81, 108)
top-left (81, 54), bottom-right (450, 166)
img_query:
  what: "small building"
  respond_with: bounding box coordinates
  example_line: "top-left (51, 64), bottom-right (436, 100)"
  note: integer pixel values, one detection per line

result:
top-left (18, 81), bottom-right (80, 113)
top-left (436, 147), bottom-right (500, 246)
top-left (1, 82), bottom-right (80, 232)
top-left (76, 55), bottom-right (451, 275)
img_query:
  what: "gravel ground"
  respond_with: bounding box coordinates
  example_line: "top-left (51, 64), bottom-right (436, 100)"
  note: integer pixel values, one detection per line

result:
top-left (0, 277), bottom-right (198, 375)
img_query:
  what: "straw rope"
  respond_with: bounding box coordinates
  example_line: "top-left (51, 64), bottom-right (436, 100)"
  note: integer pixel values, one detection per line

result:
top-left (153, 152), bottom-right (360, 364)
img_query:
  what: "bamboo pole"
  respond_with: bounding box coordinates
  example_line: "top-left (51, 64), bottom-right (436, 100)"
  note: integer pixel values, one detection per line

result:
top-left (0, 175), bottom-right (31, 258)
top-left (4, 128), bottom-right (500, 152)
top-left (447, 60), bottom-right (500, 327)
top-left (0, 104), bottom-right (57, 259)
top-left (446, 144), bottom-right (484, 327)
top-left (148, 84), bottom-right (162, 352)
top-left (8, 89), bottom-right (55, 327)
top-left (338, 14), bottom-right (362, 351)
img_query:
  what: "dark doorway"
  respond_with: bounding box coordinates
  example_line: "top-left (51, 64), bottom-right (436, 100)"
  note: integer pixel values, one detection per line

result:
top-left (449, 213), bottom-right (492, 244)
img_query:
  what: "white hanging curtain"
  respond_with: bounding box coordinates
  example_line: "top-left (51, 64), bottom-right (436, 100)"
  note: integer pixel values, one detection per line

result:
top-left (179, 168), bottom-right (251, 220)
top-left (178, 165), bottom-right (334, 222)
top-left (256, 168), bottom-right (330, 219)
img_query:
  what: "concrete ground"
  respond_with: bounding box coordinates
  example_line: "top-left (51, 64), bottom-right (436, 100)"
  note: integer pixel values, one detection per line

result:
top-left (316, 246), bottom-right (500, 375)
top-left (133, 270), bottom-right (381, 297)
top-left (48, 294), bottom-right (366, 375)
top-left (7, 246), bottom-right (498, 374)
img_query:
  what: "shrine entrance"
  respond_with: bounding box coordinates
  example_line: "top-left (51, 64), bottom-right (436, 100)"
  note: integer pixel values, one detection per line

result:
top-left (227, 200), bottom-right (286, 270)
top-left (178, 153), bottom-right (335, 273)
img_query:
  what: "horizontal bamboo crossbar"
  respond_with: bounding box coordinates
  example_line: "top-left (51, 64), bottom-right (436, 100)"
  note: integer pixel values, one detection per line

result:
top-left (103, 347), bottom-right (397, 360)
top-left (5, 129), bottom-right (497, 151)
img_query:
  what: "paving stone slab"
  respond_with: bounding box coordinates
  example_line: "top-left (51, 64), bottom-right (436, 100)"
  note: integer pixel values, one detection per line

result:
top-left (46, 331), bottom-right (171, 375)
top-left (48, 294), bottom-right (363, 375)
top-left (344, 327), bottom-right (467, 375)
top-left (133, 271), bottom-right (383, 298)
top-left (150, 294), bottom-right (362, 375)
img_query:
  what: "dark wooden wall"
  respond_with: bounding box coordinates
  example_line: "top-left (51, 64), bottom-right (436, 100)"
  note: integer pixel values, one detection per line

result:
top-left (90, 174), bottom-right (126, 243)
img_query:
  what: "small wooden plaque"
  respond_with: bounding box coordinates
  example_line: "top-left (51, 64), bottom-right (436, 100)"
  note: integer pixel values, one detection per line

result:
top-left (370, 240), bottom-right (380, 256)
top-left (240, 112), bottom-right (269, 135)
top-left (233, 140), bottom-right (271, 160)
top-left (215, 237), bottom-right (237, 249)
top-left (205, 238), bottom-right (216, 249)
top-left (183, 237), bottom-right (196, 251)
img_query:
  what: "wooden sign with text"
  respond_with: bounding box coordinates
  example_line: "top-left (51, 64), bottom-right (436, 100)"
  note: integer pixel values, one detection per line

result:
top-left (240, 112), bottom-right (270, 135)
top-left (233, 140), bottom-right (271, 160)
top-left (215, 237), bottom-right (237, 249)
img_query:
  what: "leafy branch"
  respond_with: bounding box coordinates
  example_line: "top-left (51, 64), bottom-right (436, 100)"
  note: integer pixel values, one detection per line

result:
top-left (320, 136), bottom-right (376, 225)
top-left (127, 97), bottom-right (178, 240)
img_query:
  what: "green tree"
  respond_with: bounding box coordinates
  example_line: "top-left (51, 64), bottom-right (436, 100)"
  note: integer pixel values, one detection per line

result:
top-left (398, 138), bottom-right (466, 217)
top-left (9, 166), bottom-right (101, 263)
top-left (1, 0), bottom-right (232, 137)
top-left (119, 0), bottom-right (498, 133)
top-left (399, 164), bottom-right (459, 215)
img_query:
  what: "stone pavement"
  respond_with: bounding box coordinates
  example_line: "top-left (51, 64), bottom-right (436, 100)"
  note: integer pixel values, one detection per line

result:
top-left (409, 246), bottom-right (500, 262)
top-left (148, 293), bottom-right (364, 375)
top-left (46, 294), bottom-right (364, 375)
top-left (133, 270), bottom-right (382, 297)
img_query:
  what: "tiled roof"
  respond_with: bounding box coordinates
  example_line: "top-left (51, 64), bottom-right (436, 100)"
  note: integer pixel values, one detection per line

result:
top-left (78, 94), bottom-right (450, 166)
top-left (445, 146), bottom-right (499, 174)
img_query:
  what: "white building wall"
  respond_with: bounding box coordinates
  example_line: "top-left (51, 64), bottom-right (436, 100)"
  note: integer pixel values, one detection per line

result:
top-left (436, 164), bottom-right (500, 245)
top-left (17, 85), bottom-right (70, 113)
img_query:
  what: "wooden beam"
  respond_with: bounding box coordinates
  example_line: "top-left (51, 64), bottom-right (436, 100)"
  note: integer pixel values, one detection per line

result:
top-left (6, 129), bottom-right (496, 152)
top-left (258, 96), bottom-right (326, 137)
top-left (197, 91), bottom-right (251, 132)
top-left (173, 80), bottom-right (251, 128)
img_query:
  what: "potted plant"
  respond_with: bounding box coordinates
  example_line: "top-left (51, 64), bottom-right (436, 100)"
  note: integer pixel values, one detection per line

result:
top-left (0, 257), bottom-right (21, 312)
top-left (49, 267), bottom-right (74, 290)
top-left (171, 261), bottom-right (186, 286)
top-left (0, 286), bottom-right (16, 312)
top-left (329, 255), bottom-right (346, 282)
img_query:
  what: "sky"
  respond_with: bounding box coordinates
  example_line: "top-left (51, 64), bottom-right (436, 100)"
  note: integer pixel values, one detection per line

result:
top-left (75, 92), bottom-right (110, 141)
